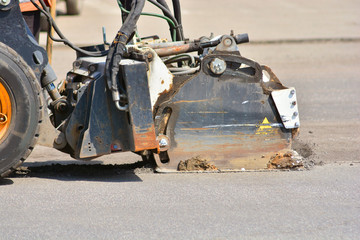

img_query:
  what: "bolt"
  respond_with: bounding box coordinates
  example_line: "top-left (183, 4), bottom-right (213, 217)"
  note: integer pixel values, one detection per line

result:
top-left (292, 101), bottom-right (297, 106)
top-left (209, 58), bottom-right (226, 75)
top-left (88, 65), bottom-right (96, 72)
top-left (57, 102), bottom-right (68, 112)
top-left (0, 113), bottom-right (7, 123)
top-left (73, 61), bottom-right (81, 69)
top-left (223, 38), bottom-right (232, 47)
top-left (145, 52), bottom-right (153, 61)
top-left (290, 89), bottom-right (295, 95)
top-left (54, 134), bottom-right (64, 145)
top-left (294, 122), bottom-right (299, 127)
top-left (0, 0), bottom-right (10, 6)
top-left (293, 111), bottom-right (298, 117)
top-left (159, 138), bottom-right (168, 148)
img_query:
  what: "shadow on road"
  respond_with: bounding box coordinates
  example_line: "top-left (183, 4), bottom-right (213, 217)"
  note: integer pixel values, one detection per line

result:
top-left (8, 161), bottom-right (154, 183)
top-left (0, 178), bottom-right (14, 186)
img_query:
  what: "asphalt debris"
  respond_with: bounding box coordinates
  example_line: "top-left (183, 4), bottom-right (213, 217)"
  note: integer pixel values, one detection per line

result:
top-left (9, 161), bottom-right (155, 178)
top-left (178, 156), bottom-right (218, 171)
top-left (267, 152), bottom-right (304, 170)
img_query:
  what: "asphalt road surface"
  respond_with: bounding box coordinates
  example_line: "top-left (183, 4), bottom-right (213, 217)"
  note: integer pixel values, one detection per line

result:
top-left (1, 0), bottom-right (360, 239)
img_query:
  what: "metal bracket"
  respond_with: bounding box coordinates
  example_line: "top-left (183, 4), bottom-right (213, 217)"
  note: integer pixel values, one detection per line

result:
top-left (271, 87), bottom-right (300, 129)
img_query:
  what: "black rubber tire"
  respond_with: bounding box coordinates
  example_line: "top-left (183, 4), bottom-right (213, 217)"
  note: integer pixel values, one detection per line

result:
top-left (66, 0), bottom-right (81, 15)
top-left (0, 43), bottom-right (43, 177)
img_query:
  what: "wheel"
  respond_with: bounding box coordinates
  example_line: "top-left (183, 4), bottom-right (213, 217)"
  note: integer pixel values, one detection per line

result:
top-left (66, 0), bottom-right (82, 15)
top-left (0, 43), bottom-right (43, 177)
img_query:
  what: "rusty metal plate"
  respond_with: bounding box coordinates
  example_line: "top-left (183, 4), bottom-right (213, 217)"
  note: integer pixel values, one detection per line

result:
top-left (154, 54), bottom-right (292, 171)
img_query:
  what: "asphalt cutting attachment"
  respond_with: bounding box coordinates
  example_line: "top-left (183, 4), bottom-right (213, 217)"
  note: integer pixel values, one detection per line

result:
top-left (149, 35), bottom-right (301, 172)
top-left (0, 0), bottom-right (301, 177)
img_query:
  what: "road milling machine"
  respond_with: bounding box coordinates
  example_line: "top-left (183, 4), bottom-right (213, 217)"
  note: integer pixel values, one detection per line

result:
top-left (0, 0), bottom-right (301, 176)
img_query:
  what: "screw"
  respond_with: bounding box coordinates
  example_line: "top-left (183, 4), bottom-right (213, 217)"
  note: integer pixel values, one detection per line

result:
top-left (293, 111), bottom-right (298, 117)
top-left (294, 122), bottom-right (299, 127)
top-left (292, 101), bottom-right (297, 106)
top-left (290, 89), bottom-right (295, 95)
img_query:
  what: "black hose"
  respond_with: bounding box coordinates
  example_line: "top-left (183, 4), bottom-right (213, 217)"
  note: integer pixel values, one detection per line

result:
top-left (31, 0), bottom-right (107, 57)
top-left (147, 0), bottom-right (183, 40)
top-left (172, 0), bottom-right (183, 39)
top-left (120, 0), bottom-right (132, 23)
top-left (156, 0), bottom-right (170, 11)
top-left (105, 0), bottom-right (146, 105)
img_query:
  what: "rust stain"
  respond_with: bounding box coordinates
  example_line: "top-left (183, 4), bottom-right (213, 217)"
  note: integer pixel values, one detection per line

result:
top-left (291, 128), bottom-right (300, 138)
top-left (154, 44), bottom-right (191, 57)
top-left (158, 83), bottom-right (173, 96)
top-left (132, 125), bottom-right (158, 152)
top-left (155, 129), bottom-right (291, 171)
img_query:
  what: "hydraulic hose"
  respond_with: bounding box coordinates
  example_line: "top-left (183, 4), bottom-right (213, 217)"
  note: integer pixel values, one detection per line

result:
top-left (117, 0), bottom-right (178, 41)
top-left (106, 0), bottom-right (146, 111)
top-left (172, 0), bottom-right (183, 40)
top-left (156, 0), bottom-right (170, 10)
top-left (149, 0), bottom-right (183, 41)
top-left (31, 0), bottom-right (108, 57)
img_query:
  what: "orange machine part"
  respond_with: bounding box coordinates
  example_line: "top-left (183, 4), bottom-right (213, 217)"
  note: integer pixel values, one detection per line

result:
top-left (0, 80), bottom-right (12, 141)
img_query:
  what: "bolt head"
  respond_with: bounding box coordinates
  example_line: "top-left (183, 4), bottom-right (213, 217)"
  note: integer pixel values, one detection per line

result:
top-left (159, 139), bottom-right (168, 148)
top-left (0, 0), bottom-right (10, 6)
top-left (157, 135), bottom-right (171, 151)
top-left (0, 113), bottom-right (7, 123)
top-left (223, 38), bottom-right (233, 47)
top-left (209, 58), bottom-right (226, 75)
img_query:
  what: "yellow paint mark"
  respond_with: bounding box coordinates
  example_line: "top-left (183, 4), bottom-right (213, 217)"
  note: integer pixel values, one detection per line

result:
top-left (256, 117), bottom-right (273, 135)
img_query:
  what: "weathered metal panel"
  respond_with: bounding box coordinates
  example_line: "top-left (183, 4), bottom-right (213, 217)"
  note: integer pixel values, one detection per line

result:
top-left (120, 59), bottom-right (158, 152)
top-left (154, 54), bottom-right (292, 171)
top-left (0, 0), bottom-right (48, 79)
